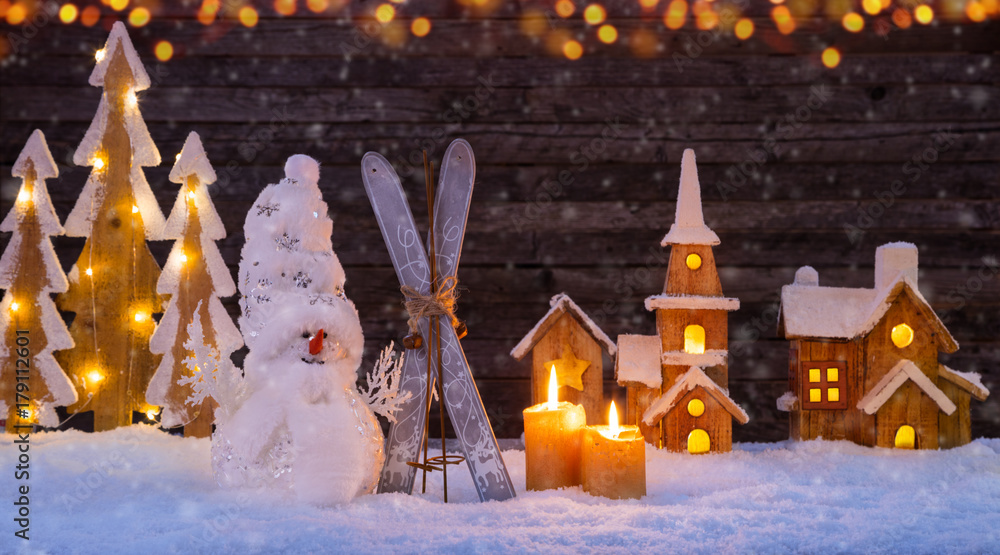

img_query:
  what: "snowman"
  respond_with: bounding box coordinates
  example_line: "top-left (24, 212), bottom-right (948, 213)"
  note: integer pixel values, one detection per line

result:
top-left (210, 155), bottom-right (388, 505)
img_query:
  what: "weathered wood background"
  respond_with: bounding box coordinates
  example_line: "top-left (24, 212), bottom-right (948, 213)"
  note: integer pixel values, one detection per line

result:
top-left (1, 1), bottom-right (998, 441)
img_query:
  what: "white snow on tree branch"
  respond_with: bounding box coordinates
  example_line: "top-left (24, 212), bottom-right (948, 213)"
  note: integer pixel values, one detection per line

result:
top-left (177, 303), bottom-right (246, 421)
top-left (359, 342), bottom-right (412, 423)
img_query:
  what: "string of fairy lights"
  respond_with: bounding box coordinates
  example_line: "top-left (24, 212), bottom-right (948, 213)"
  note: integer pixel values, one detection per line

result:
top-left (0, 0), bottom-right (995, 67)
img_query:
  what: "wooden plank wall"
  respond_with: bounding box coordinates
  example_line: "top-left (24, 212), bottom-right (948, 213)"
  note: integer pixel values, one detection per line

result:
top-left (1, 1), bottom-right (997, 442)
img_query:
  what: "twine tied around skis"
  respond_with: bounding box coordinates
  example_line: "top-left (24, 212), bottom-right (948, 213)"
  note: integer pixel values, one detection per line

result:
top-left (401, 276), bottom-right (461, 336)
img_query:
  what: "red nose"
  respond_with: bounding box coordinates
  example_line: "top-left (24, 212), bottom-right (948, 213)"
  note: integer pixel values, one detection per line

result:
top-left (309, 329), bottom-right (324, 355)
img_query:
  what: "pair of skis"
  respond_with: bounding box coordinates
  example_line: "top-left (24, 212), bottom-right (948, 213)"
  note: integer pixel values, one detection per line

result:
top-left (361, 140), bottom-right (515, 502)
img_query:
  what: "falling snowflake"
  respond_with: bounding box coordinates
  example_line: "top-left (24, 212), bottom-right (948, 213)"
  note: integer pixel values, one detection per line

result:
top-left (293, 272), bottom-right (312, 288)
top-left (255, 202), bottom-right (280, 217)
top-left (275, 233), bottom-right (300, 251)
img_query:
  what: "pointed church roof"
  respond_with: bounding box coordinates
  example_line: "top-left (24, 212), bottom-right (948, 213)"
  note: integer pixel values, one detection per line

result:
top-left (642, 366), bottom-right (749, 426)
top-left (660, 149), bottom-right (720, 246)
top-left (510, 293), bottom-right (617, 360)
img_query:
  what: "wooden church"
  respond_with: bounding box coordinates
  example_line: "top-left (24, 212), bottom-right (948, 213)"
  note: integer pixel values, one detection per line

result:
top-left (615, 149), bottom-right (748, 453)
top-left (777, 243), bottom-right (989, 449)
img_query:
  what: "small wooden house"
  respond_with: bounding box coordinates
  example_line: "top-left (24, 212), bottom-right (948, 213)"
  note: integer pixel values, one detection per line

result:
top-left (615, 149), bottom-right (748, 453)
top-left (777, 242), bottom-right (990, 449)
top-left (511, 293), bottom-right (616, 424)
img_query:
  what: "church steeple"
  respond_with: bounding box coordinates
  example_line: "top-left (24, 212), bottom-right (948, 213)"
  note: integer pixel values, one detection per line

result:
top-left (661, 149), bottom-right (720, 247)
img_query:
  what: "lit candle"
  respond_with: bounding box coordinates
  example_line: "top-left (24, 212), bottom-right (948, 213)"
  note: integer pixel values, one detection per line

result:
top-left (522, 366), bottom-right (587, 490)
top-left (581, 401), bottom-right (646, 499)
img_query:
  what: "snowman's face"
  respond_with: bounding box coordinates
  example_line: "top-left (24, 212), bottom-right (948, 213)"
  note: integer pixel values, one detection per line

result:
top-left (296, 328), bottom-right (350, 366)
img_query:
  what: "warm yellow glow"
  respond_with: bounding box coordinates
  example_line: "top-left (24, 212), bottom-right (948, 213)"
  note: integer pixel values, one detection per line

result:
top-left (375, 4), bottom-right (395, 23)
top-left (809, 388), bottom-right (821, 402)
top-left (179, 252), bottom-right (188, 264)
top-left (19, 406), bottom-right (33, 421)
top-left (17, 188), bottom-right (30, 204)
top-left (9, 301), bottom-right (19, 313)
top-left (685, 253), bottom-right (702, 270)
top-left (95, 48), bottom-right (106, 62)
top-left (640, 0), bottom-right (659, 7)
top-left (683, 324), bottom-right (705, 354)
top-left (687, 398), bottom-right (705, 417)
top-left (734, 18), bottom-right (754, 39)
top-left (772, 5), bottom-right (795, 34)
top-left (128, 7), bottom-right (150, 27)
top-left (892, 8), bottom-right (913, 28)
top-left (411, 17), bottom-right (431, 37)
top-left (664, 0), bottom-right (688, 29)
top-left (966, 1), bottom-right (986, 21)
top-left (519, 9), bottom-right (548, 36)
top-left (131, 204), bottom-right (139, 213)
top-left (563, 40), bottom-right (583, 60)
top-left (584, 4), bottom-right (606, 24)
top-left (597, 24), bottom-right (618, 43)
top-left (809, 368), bottom-right (821, 382)
top-left (93, 157), bottom-right (105, 170)
top-left (828, 388), bottom-right (840, 402)
top-left (822, 47), bottom-right (841, 68)
top-left (608, 400), bottom-right (619, 433)
top-left (197, 6), bottom-right (216, 25)
top-left (134, 311), bottom-right (148, 323)
top-left (85, 267), bottom-right (93, 276)
top-left (981, 0), bottom-right (998, 16)
top-left (307, 0), bottom-right (330, 13)
top-left (555, 0), bottom-right (575, 18)
top-left (187, 190), bottom-right (196, 200)
top-left (154, 41), bottom-right (173, 62)
top-left (86, 369), bottom-right (104, 385)
top-left (696, 8), bottom-right (718, 29)
top-left (274, 0), bottom-right (296, 16)
top-left (891, 323), bottom-right (914, 348)
top-left (6, 2), bottom-right (26, 24)
top-left (547, 365), bottom-right (559, 410)
top-left (110, 0), bottom-right (129, 11)
top-left (60, 4), bottom-right (79, 24)
top-left (687, 429), bottom-right (710, 454)
top-left (827, 367), bottom-right (839, 382)
top-left (842, 12), bottom-right (864, 31)
top-left (862, 0), bottom-right (881, 15)
top-left (239, 6), bottom-right (259, 27)
top-left (125, 89), bottom-right (138, 109)
top-left (145, 407), bottom-right (160, 420)
top-left (894, 425), bottom-right (915, 449)
top-left (81, 6), bottom-right (100, 26)
top-left (914, 4), bottom-right (934, 23)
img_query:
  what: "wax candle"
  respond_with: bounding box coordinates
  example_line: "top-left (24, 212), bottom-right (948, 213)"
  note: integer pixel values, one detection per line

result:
top-left (523, 366), bottom-right (587, 490)
top-left (581, 401), bottom-right (646, 499)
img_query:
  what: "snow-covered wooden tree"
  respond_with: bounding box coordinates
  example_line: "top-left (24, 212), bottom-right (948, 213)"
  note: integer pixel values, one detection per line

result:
top-left (55, 22), bottom-right (166, 431)
top-left (147, 132), bottom-right (242, 438)
top-left (0, 130), bottom-right (77, 430)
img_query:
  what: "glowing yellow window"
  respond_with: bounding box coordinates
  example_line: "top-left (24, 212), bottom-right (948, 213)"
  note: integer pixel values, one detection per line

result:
top-left (809, 368), bottom-right (821, 382)
top-left (894, 425), bottom-right (915, 449)
top-left (891, 324), bottom-right (913, 348)
top-left (687, 429), bottom-right (710, 454)
top-left (683, 325), bottom-right (705, 354)
top-left (827, 388), bottom-right (840, 402)
top-left (809, 389), bottom-right (821, 403)
top-left (685, 253), bottom-right (702, 270)
top-left (827, 367), bottom-right (839, 382)
top-left (687, 398), bottom-right (705, 417)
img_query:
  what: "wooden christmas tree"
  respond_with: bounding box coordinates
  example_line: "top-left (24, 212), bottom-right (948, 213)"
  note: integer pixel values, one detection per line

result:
top-left (0, 130), bottom-right (77, 430)
top-left (147, 132), bottom-right (242, 438)
top-left (56, 22), bottom-right (167, 431)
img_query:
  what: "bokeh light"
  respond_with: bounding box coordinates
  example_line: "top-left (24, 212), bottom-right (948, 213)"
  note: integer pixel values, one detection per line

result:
top-left (239, 6), bottom-right (259, 27)
top-left (60, 3), bottom-right (79, 23)
top-left (375, 3), bottom-right (395, 23)
top-left (597, 24), bottom-right (618, 43)
top-left (555, 0), bottom-right (575, 18)
top-left (862, 0), bottom-right (881, 15)
top-left (629, 27), bottom-right (658, 58)
top-left (639, 0), bottom-right (659, 8)
top-left (734, 18), bottom-right (754, 39)
top-left (842, 12), bottom-right (864, 31)
top-left (81, 5), bottom-right (99, 26)
top-left (772, 5), bottom-right (796, 34)
top-left (821, 46), bottom-right (841, 68)
top-left (520, 9), bottom-right (547, 36)
top-left (563, 39), bottom-right (583, 60)
top-left (965, 1), bottom-right (986, 21)
top-left (6, 2), bottom-right (26, 24)
top-left (110, 0), bottom-right (128, 11)
top-left (892, 7), bottom-right (913, 27)
top-left (154, 40), bottom-right (173, 61)
top-left (307, 0), bottom-right (330, 12)
top-left (275, 0), bottom-right (296, 16)
top-left (128, 7), bottom-right (150, 27)
top-left (664, 0), bottom-right (688, 29)
top-left (914, 4), bottom-right (934, 23)
top-left (696, 7), bottom-right (719, 29)
top-left (411, 17), bottom-right (431, 37)
top-left (583, 4), bottom-right (606, 25)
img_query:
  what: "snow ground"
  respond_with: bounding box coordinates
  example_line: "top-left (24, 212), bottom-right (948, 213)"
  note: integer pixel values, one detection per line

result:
top-left (3, 426), bottom-right (999, 554)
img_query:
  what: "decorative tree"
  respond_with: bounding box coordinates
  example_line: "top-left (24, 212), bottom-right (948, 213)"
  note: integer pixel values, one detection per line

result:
top-left (147, 132), bottom-right (242, 438)
top-left (0, 130), bottom-right (77, 430)
top-left (56, 22), bottom-right (166, 431)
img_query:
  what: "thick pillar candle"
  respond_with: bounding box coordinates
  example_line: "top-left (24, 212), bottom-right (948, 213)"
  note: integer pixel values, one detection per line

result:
top-left (523, 401), bottom-right (586, 490)
top-left (581, 402), bottom-right (645, 499)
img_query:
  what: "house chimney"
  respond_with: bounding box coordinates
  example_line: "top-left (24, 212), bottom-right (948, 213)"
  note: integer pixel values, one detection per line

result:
top-left (794, 266), bottom-right (819, 286)
top-left (875, 242), bottom-right (918, 290)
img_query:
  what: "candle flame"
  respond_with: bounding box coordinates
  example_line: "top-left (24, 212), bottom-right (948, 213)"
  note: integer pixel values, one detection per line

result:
top-left (609, 400), bottom-right (619, 433)
top-left (547, 365), bottom-right (559, 410)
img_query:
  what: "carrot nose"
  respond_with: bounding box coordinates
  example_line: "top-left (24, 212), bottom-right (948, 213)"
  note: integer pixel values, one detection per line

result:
top-left (309, 329), bottom-right (324, 355)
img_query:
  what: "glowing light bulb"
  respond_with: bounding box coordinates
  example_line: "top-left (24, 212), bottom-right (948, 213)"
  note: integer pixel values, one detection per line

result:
top-left (179, 252), bottom-right (188, 264)
top-left (608, 400), bottom-right (620, 434)
top-left (187, 190), bottom-right (196, 200)
top-left (17, 188), bottom-right (30, 204)
top-left (85, 267), bottom-right (93, 276)
top-left (547, 365), bottom-right (559, 410)
top-left (145, 407), bottom-right (160, 419)
top-left (132, 205), bottom-right (139, 214)
top-left (10, 301), bottom-right (19, 313)
top-left (125, 89), bottom-right (138, 108)
top-left (86, 369), bottom-right (104, 385)
top-left (134, 311), bottom-right (148, 323)
top-left (95, 49), bottom-right (106, 62)
top-left (93, 157), bottom-right (105, 170)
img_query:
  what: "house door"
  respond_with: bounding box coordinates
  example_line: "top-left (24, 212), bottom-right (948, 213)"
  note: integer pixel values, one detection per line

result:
top-left (894, 425), bottom-right (916, 449)
top-left (687, 429), bottom-right (710, 454)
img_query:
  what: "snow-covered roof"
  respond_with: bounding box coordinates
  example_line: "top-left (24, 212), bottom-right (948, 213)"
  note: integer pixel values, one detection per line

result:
top-left (938, 365), bottom-right (989, 401)
top-left (662, 350), bottom-right (727, 367)
top-left (615, 334), bottom-right (662, 388)
top-left (510, 293), bottom-right (617, 360)
top-left (660, 149), bottom-right (720, 247)
top-left (90, 21), bottom-right (151, 90)
top-left (645, 294), bottom-right (739, 312)
top-left (642, 366), bottom-right (749, 426)
top-left (857, 359), bottom-right (956, 416)
top-left (781, 277), bottom-right (957, 352)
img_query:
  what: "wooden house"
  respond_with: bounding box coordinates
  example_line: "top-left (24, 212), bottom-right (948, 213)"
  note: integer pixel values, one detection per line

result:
top-left (511, 293), bottom-right (616, 424)
top-left (777, 243), bottom-right (990, 449)
top-left (615, 149), bottom-right (748, 453)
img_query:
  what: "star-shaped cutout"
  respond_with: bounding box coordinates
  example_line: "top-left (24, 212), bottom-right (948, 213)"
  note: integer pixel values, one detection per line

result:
top-left (544, 344), bottom-right (591, 392)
